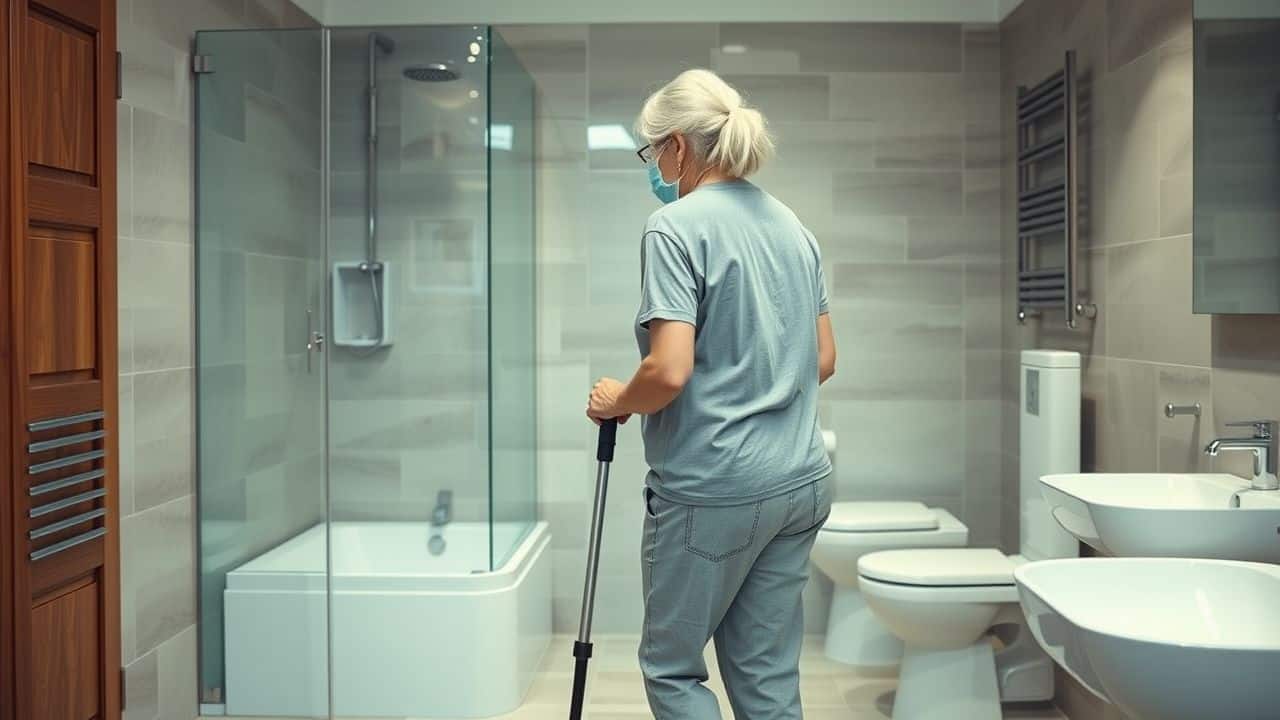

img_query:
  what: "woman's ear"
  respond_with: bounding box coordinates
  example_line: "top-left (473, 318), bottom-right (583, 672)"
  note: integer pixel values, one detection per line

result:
top-left (671, 132), bottom-right (686, 170)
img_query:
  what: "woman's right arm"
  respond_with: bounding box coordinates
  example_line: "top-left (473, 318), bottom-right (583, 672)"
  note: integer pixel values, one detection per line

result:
top-left (818, 313), bottom-right (836, 385)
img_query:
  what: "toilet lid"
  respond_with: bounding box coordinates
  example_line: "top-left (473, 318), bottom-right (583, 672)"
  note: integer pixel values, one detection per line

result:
top-left (824, 502), bottom-right (939, 532)
top-left (859, 549), bottom-right (1015, 586)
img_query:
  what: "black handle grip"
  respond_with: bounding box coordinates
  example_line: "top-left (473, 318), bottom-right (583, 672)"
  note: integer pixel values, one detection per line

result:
top-left (568, 641), bottom-right (592, 719)
top-left (596, 418), bottom-right (618, 463)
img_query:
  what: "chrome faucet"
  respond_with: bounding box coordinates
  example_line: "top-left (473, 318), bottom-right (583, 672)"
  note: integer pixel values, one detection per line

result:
top-left (431, 490), bottom-right (453, 526)
top-left (428, 490), bottom-right (452, 556)
top-left (1205, 420), bottom-right (1278, 491)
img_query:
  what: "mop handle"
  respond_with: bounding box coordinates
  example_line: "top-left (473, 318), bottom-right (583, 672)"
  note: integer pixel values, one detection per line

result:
top-left (570, 418), bottom-right (618, 719)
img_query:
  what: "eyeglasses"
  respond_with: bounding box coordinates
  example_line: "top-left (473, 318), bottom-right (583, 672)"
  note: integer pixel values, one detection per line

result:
top-left (637, 144), bottom-right (657, 165)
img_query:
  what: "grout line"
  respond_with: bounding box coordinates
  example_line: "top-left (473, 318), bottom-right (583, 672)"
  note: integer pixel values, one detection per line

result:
top-left (1092, 356), bottom-right (1211, 372)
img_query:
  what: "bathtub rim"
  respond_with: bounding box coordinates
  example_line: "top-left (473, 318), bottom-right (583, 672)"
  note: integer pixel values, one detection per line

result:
top-left (225, 520), bottom-right (550, 594)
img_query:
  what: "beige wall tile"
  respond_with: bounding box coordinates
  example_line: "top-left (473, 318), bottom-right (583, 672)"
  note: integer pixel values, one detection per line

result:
top-left (122, 649), bottom-right (158, 720)
top-left (1099, 50), bottom-right (1161, 246)
top-left (908, 216), bottom-right (1000, 262)
top-left (1097, 357), bottom-right (1160, 472)
top-left (122, 496), bottom-right (196, 660)
top-left (771, 121), bottom-right (877, 170)
top-left (819, 216), bottom-right (907, 264)
top-left (832, 262), bottom-right (963, 305)
top-left (722, 23), bottom-right (961, 73)
top-left (132, 109), bottom-right (192, 245)
top-left (963, 26), bottom-right (1001, 74)
top-left (834, 170), bottom-right (963, 217)
top-left (1105, 236), bottom-right (1210, 366)
top-left (1211, 314), bottom-right (1280, 374)
top-left (830, 72), bottom-right (965, 123)
top-left (1106, 0), bottom-right (1192, 71)
top-left (720, 73), bottom-right (832, 121)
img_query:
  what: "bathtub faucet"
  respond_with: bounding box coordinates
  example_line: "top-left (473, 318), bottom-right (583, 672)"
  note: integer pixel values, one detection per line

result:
top-left (428, 490), bottom-right (452, 556)
top-left (432, 490), bottom-right (453, 526)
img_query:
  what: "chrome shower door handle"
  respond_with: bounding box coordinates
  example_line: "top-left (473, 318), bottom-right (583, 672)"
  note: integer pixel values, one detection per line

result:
top-left (306, 309), bottom-right (325, 373)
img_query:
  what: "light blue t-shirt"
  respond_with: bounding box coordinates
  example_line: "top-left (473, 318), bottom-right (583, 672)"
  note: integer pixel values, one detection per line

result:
top-left (635, 179), bottom-right (831, 506)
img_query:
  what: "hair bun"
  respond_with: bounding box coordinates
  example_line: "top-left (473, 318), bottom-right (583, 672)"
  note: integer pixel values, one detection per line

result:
top-left (635, 68), bottom-right (775, 178)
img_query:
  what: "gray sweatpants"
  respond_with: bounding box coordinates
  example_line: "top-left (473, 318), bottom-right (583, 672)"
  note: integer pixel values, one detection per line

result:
top-left (639, 475), bottom-right (833, 719)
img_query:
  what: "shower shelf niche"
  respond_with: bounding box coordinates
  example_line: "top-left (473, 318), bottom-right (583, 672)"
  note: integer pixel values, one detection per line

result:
top-left (332, 261), bottom-right (394, 348)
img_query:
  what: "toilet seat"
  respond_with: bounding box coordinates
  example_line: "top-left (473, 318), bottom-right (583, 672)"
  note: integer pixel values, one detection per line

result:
top-left (859, 549), bottom-right (1016, 587)
top-left (824, 502), bottom-right (939, 532)
top-left (858, 549), bottom-right (1026, 605)
top-left (857, 574), bottom-right (1019, 604)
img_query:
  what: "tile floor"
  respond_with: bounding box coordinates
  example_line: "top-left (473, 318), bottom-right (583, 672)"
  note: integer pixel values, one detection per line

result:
top-left (210, 634), bottom-right (1068, 720)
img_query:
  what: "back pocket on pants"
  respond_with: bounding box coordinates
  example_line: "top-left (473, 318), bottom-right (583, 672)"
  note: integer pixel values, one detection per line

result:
top-left (684, 503), bottom-right (762, 562)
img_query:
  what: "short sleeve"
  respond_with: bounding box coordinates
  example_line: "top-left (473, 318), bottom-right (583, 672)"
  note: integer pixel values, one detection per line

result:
top-left (637, 230), bottom-right (699, 328)
top-left (808, 232), bottom-right (830, 315)
top-left (816, 259), bottom-right (830, 315)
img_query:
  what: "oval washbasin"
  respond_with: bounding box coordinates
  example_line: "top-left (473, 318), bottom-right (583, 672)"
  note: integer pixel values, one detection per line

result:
top-left (1015, 558), bottom-right (1280, 720)
top-left (1038, 473), bottom-right (1280, 561)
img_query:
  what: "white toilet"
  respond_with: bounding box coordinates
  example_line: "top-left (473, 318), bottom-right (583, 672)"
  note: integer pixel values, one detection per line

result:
top-left (857, 350), bottom-right (1081, 720)
top-left (809, 432), bottom-right (969, 668)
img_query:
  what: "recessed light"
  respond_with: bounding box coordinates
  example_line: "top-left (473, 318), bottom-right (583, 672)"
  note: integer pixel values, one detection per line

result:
top-left (469, 89), bottom-right (479, 99)
top-left (469, 42), bottom-right (481, 55)
top-left (467, 55), bottom-right (477, 63)
top-left (721, 44), bottom-right (748, 54)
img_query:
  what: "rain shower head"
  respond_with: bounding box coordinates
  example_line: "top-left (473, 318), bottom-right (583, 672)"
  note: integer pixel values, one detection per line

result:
top-left (403, 63), bottom-right (459, 82)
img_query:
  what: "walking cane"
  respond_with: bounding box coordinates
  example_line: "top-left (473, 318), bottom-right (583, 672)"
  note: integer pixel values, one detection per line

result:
top-left (569, 417), bottom-right (618, 719)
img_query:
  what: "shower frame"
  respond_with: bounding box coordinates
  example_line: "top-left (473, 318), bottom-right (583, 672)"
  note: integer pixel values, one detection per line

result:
top-left (192, 24), bottom-right (538, 715)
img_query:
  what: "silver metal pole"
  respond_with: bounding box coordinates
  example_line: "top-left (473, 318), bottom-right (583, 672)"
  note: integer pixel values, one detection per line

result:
top-left (576, 460), bottom-right (610, 642)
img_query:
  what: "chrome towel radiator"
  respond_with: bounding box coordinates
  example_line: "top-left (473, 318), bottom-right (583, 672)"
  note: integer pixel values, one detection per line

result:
top-left (1016, 50), bottom-right (1097, 329)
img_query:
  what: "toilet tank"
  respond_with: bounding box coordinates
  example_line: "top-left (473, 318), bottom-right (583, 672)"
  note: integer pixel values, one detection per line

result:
top-left (1019, 350), bottom-right (1080, 561)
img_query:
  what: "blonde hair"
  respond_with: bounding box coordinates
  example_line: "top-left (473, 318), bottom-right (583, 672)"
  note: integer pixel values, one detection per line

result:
top-left (635, 69), bottom-right (774, 178)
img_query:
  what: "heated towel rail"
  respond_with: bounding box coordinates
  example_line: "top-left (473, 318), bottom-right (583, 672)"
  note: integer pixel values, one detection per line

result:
top-left (1016, 50), bottom-right (1097, 329)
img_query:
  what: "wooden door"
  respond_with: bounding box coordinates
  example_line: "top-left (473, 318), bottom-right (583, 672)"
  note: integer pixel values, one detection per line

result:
top-left (1, 1), bottom-right (120, 719)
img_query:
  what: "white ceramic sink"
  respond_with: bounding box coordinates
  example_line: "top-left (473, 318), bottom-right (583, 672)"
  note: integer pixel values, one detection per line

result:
top-left (1039, 473), bottom-right (1280, 561)
top-left (1016, 558), bottom-right (1280, 720)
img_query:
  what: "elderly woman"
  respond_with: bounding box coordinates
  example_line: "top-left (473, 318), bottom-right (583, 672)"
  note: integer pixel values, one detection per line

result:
top-left (585, 68), bottom-right (837, 719)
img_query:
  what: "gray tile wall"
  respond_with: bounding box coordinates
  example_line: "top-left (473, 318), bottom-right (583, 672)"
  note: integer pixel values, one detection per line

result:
top-left (1000, 1), bottom-right (1280, 717)
top-left (117, 2), bottom-right (316, 719)
top-left (502, 21), bottom-right (1007, 635)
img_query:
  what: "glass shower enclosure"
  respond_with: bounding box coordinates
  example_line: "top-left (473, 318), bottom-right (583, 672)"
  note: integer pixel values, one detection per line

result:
top-left (194, 25), bottom-right (540, 718)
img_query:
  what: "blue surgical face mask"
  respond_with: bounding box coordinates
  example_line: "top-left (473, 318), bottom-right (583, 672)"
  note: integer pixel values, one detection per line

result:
top-left (647, 145), bottom-right (680, 204)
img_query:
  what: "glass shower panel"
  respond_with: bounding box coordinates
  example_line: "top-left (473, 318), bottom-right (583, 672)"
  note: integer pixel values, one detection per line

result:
top-left (325, 26), bottom-right (495, 718)
top-left (487, 28), bottom-right (538, 570)
top-left (325, 25), bottom-right (490, 531)
top-left (194, 28), bottom-right (328, 711)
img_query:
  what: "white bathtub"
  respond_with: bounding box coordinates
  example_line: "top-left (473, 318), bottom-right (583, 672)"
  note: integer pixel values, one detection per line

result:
top-left (223, 521), bottom-right (551, 718)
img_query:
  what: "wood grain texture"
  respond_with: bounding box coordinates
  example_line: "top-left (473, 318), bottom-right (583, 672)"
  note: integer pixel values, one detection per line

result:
top-left (27, 176), bottom-right (101, 227)
top-left (3, 0), bottom-right (32, 716)
top-left (31, 0), bottom-right (99, 28)
top-left (26, 227), bottom-right (97, 375)
top-left (22, 11), bottom-right (95, 177)
top-left (30, 580), bottom-right (99, 720)
top-left (93, 3), bottom-right (119, 714)
top-left (0, 2), bottom-right (13, 718)
top-left (30, 540), bottom-right (103, 600)
top-left (4, 1), bottom-right (119, 718)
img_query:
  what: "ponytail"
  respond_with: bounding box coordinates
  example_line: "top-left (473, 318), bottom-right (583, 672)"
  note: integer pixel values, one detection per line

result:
top-left (635, 69), bottom-right (774, 178)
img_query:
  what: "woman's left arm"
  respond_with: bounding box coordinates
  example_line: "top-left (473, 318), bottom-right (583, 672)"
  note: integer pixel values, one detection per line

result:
top-left (587, 319), bottom-right (694, 422)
